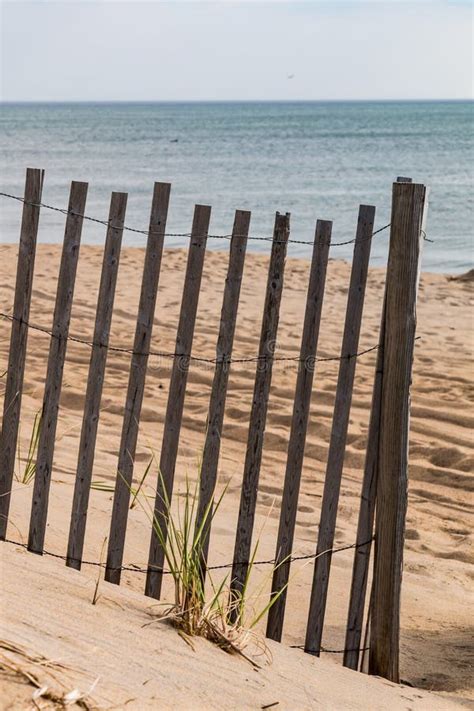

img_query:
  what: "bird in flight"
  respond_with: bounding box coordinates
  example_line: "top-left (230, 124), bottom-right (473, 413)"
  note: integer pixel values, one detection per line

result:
top-left (287, 74), bottom-right (295, 80)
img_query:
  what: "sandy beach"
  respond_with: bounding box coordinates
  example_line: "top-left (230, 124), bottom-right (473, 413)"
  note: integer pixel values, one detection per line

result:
top-left (1, 243), bottom-right (473, 709)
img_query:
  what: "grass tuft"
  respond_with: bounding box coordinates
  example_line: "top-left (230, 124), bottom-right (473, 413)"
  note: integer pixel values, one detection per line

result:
top-left (91, 453), bottom-right (154, 510)
top-left (134, 467), bottom-right (289, 666)
top-left (16, 409), bottom-right (42, 485)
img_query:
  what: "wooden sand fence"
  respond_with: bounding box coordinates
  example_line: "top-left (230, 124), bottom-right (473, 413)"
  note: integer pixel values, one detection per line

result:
top-left (0, 169), bottom-right (428, 682)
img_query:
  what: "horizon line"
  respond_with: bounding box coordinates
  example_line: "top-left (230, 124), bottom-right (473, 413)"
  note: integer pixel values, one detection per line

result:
top-left (1, 98), bottom-right (473, 105)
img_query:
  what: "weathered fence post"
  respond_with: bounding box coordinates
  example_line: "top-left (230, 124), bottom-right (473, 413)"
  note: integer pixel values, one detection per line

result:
top-left (0, 168), bottom-right (44, 540)
top-left (195, 209), bottom-right (251, 577)
top-left (343, 304), bottom-right (385, 671)
top-left (140, 204), bottom-right (211, 596)
top-left (266, 218), bottom-right (332, 642)
top-left (28, 181), bottom-right (89, 554)
top-left (369, 181), bottom-right (427, 682)
top-left (66, 191), bottom-right (128, 568)
top-left (304, 204), bottom-right (375, 656)
top-left (230, 212), bottom-right (290, 608)
top-left (344, 177), bottom-right (412, 672)
top-left (105, 183), bottom-right (171, 585)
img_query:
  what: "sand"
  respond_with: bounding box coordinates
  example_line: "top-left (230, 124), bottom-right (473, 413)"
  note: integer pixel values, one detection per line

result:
top-left (0, 244), bottom-right (473, 709)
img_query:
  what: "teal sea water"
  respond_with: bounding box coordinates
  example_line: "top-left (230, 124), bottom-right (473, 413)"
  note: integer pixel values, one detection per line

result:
top-left (0, 101), bottom-right (472, 272)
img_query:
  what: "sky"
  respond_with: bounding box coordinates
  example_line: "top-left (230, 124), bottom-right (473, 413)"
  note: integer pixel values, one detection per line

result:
top-left (0, 1), bottom-right (472, 101)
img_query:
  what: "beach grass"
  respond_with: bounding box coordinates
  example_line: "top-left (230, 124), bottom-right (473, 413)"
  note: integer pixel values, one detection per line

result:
top-left (132, 466), bottom-right (288, 664)
top-left (15, 409), bottom-right (42, 485)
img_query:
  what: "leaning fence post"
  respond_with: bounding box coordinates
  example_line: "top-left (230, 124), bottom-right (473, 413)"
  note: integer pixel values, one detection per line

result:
top-left (98, 183), bottom-right (171, 580)
top-left (0, 168), bottom-right (44, 540)
top-left (305, 204), bottom-right (375, 656)
top-left (266, 218), bottom-right (332, 642)
top-left (140, 204), bottom-right (211, 596)
top-left (343, 303), bottom-right (385, 671)
top-left (195, 209), bottom-right (251, 578)
top-left (369, 180), bottom-right (427, 682)
top-left (28, 181), bottom-right (89, 554)
top-left (344, 177), bottom-right (412, 672)
top-left (66, 191), bottom-right (128, 568)
top-left (230, 212), bottom-right (290, 608)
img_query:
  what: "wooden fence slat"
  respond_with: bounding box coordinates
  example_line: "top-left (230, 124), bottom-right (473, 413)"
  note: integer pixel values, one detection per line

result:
top-left (127, 204), bottom-right (211, 594)
top-left (266, 219), bottom-right (332, 642)
top-left (369, 182), bottom-right (426, 682)
top-left (105, 183), bottom-right (171, 585)
top-left (230, 212), bottom-right (290, 605)
top-left (28, 181), bottom-right (89, 554)
top-left (343, 303), bottom-right (385, 669)
top-left (343, 177), bottom-right (412, 671)
top-left (195, 209), bottom-right (251, 577)
top-left (0, 168), bottom-right (44, 540)
top-left (65, 192), bottom-right (129, 568)
top-left (305, 204), bottom-right (375, 655)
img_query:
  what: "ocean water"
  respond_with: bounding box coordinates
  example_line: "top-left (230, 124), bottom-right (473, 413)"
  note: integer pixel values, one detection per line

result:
top-left (0, 101), bottom-right (472, 272)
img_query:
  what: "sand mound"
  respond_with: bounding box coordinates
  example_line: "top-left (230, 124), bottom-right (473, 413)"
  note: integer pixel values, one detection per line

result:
top-left (0, 546), bottom-right (464, 710)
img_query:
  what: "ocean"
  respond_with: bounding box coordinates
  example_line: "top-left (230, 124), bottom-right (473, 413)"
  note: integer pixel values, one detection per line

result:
top-left (0, 101), bottom-right (472, 272)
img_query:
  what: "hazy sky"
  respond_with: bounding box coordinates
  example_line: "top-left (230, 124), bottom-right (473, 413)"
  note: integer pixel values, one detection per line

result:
top-left (1, 1), bottom-right (472, 101)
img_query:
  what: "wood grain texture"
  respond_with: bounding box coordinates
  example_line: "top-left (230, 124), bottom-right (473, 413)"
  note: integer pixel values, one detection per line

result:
top-left (266, 219), bottom-right (332, 642)
top-left (343, 301), bottom-right (385, 670)
top-left (230, 212), bottom-right (290, 606)
top-left (142, 204), bottom-right (211, 597)
top-left (65, 192), bottom-right (128, 569)
top-left (369, 182), bottom-right (426, 682)
top-left (28, 181), bottom-right (89, 554)
top-left (343, 177), bottom-right (412, 671)
top-left (0, 168), bottom-right (44, 540)
top-left (195, 209), bottom-right (251, 578)
top-left (305, 204), bottom-right (375, 655)
top-left (99, 183), bottom-right (171, 581)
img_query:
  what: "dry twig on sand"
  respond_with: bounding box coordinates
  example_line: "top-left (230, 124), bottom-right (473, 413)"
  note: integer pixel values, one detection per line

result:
top-left (0, 639), bottom-right (98, 709)
top-left (91, 536), bottom-right (108, 606)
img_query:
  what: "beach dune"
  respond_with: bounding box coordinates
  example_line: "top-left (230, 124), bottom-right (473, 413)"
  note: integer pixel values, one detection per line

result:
top-left (0, 244), bottom-right (472, 708)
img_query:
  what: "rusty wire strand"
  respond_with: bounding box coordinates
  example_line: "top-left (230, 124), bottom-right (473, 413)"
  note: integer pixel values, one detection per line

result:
top-left (0, 312), bottom-right (389, 366)
top-left (0, 191), bottom-right (396, 247)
